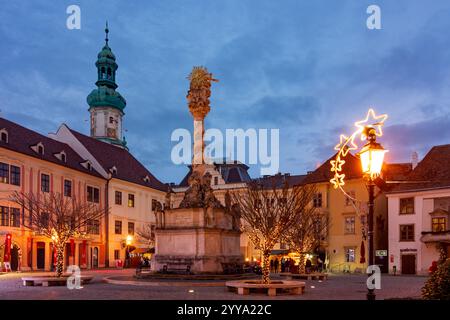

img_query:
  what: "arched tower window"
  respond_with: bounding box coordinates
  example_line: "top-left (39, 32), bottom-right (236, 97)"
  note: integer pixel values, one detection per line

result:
top-left (0, 130), bottom-right (8, 143)
top-left (107, 68), bottom-right (112, 80)
top-left (101, 67), bottom-right (106, 79)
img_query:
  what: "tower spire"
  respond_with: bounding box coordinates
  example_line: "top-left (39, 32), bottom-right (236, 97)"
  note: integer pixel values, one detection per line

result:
top-left (105, 21), bottom-right (109, 46)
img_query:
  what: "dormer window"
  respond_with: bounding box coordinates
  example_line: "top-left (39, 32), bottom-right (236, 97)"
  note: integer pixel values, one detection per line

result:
top-left (81, 160), bottom-right (93, 171)
top-left (31, 142), bottom-right (45, 155)
top-left (54, 151), bottom-right (67, 163)
top-left (109, 166), bottom-right (118, 175)
top-left (0, 129), bottom-right (8, 143)
top-left (143, 175), bottom-right (150, 183)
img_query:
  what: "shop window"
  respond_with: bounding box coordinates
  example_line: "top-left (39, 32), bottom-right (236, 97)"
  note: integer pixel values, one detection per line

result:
top-left (345, 247), bottom-right (356, 263)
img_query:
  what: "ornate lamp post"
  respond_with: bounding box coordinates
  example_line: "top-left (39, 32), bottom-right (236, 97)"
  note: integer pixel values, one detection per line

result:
top-left (330, 109), bottom-right (388, 301)
top-left (357, 126), bottom-right (387, 300)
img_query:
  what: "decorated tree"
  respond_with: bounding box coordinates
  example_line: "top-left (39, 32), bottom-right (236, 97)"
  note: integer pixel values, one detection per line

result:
top-left (10, 191), bottom-right (107, 277)
top-left (283, 205), bottom-right (329, 274)
top-left (231, 180), bottom-right (315, 284)
top-left (422, 258), bottom-right (450, 300)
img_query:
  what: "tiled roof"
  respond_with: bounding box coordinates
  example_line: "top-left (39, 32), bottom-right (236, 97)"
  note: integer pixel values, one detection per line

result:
top-left (178, 161), bottom-right (251, 187)
top-left (383, 163), bottom-right (412, 181)
top-left (68, 128), bottom-right (167, 192)
top-left (389, 144), bottom-right (450, 193)
top-left (302, 152), bottom-right (363, 185)
top-left (0, 117), bottom-right (102, 178)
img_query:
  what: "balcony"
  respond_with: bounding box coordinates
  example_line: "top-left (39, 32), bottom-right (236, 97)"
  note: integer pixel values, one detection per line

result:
top-left (421, 230), bottom-right (450, 244)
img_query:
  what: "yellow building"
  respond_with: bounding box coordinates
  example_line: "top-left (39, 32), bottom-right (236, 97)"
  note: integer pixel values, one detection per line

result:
top-left (301, 152), bottom-right (410, 273)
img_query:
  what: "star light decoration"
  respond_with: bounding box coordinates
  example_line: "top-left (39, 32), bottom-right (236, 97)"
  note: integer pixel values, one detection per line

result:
top-left (329, 108), bottom-right (388, 190)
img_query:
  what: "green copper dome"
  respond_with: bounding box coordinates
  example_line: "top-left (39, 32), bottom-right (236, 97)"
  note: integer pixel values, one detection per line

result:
top-left (87, 86), bottom-right (126, 111)
top-left (87, 23), bottom-right (126, 113)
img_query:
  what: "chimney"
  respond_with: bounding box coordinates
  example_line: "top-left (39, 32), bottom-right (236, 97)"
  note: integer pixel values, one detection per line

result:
top-left (411, 151), bottom-right (419, 170)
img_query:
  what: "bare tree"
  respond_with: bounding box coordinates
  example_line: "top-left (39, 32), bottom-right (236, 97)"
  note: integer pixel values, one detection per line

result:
top-left (10, 191), bottom-right (107, 277)
top-left (231, 180), bottom-right (316, 284)
top-left (283, 206), bottom-right (329, 274)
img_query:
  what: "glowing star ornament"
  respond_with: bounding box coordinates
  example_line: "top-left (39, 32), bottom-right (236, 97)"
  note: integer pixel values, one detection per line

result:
top-left (329, 108), bottom-right (388, 190)
top-left (334, 134), bottom-right (358, 157)
top-left (354, 108), bottom-right (388, 140)
top-left (330, 173), bottom-right (345, 189)
top-left (330, 159), bottom-right (345, 172)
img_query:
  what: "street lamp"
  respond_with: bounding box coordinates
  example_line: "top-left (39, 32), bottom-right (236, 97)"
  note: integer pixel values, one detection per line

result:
top-left (330, 108), bottom-right (388, 301)
top-left (357, 126), bottom-right (387, 300)
top-left (125, 235), bottom-right (133, 268)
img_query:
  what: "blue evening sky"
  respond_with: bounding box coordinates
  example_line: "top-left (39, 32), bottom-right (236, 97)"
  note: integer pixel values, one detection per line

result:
top-left (1, 0), bottom-right (450, 183)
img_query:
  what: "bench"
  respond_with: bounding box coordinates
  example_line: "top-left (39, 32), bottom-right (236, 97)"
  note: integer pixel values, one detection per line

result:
top-left (226, 280), bottom-right (305, 296)
top-left (22, 276), bottom-right (93, 287)
top-left (162, 264), bottom-right (192, 274)
top-left (136, 266), bottom-right (152, 277)
top-left (280, 273), bottom-right (328, 281)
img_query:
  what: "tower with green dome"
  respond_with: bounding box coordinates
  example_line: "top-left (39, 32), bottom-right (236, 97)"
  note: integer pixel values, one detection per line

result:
top-left (87, 23), bottom-right (127, 148)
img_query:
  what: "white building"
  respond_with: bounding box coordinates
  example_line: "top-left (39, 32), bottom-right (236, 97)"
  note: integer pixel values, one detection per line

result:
top-left (387, 145), bottom-right (450, 275)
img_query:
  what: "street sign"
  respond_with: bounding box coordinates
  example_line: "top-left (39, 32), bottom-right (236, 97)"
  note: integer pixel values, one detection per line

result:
top-left (376, 250), bottom-right (387, 257)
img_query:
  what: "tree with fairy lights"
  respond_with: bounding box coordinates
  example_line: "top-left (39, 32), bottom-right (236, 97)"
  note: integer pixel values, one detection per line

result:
top-left (10, 191), bottom-right (107, 277)
top-left (231, 180), bottom-right (315, 284)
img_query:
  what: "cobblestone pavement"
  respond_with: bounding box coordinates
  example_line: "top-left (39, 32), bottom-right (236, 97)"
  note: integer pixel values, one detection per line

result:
top-left (0, 270), bottom-right (426, 300)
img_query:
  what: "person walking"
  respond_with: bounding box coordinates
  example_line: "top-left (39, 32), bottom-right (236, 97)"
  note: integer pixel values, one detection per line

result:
top-left (281, 258), bottom-right (285, 273)
top-left (270, 259), bottom-right (274, 273)
top-left (274, 258), bottom-right (279, 273)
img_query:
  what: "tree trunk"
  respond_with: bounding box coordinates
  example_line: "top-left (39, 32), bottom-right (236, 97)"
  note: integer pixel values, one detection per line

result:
top-left (298, 253), bottom-right (306, 274)
top-left (55, 242), bottom-right (65, 278)
top-left (262, 251), bottom-right (271, 284)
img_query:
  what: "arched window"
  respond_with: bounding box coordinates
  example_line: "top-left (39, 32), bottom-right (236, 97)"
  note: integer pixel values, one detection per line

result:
top-left (38, 145), bottom-right (44, 155)
top-left (107, 68), bottom-right (112, 80)
top-left (61, 153), bottom-right (66, 163)
top-left (0, 131), bottom-right (8, 143)
top-left (101, 67), bottom-right (106, 79)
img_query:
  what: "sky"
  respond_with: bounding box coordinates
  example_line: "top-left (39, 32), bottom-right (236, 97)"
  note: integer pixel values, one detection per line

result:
top-left (1, 0), bottom-right (450, 184)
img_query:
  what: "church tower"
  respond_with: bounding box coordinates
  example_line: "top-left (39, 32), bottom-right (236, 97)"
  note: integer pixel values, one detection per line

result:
top-left (87, 23), bottom-right (127, 148)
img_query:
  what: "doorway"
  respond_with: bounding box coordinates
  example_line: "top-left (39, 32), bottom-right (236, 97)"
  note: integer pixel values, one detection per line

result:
top-left (37, 242), bottom-right (45, 269)
top-left (401, 254), bottom-right (416, 274)
top-left (90, 247), bottom-right (98, 269)
top-left (10, 245), bottom-right (19, 271)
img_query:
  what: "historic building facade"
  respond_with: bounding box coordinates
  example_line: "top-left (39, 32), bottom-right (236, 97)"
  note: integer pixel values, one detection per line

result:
top-left (0, 118), bottom-right (107, 271)
top-left (0, 26), bottom-right (166, 271)
top-left (387, 145), bottom-right (450, 275)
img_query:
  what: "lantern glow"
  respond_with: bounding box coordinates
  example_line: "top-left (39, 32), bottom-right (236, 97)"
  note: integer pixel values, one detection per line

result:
top-left (358, 140), bottom-right (387, 178)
